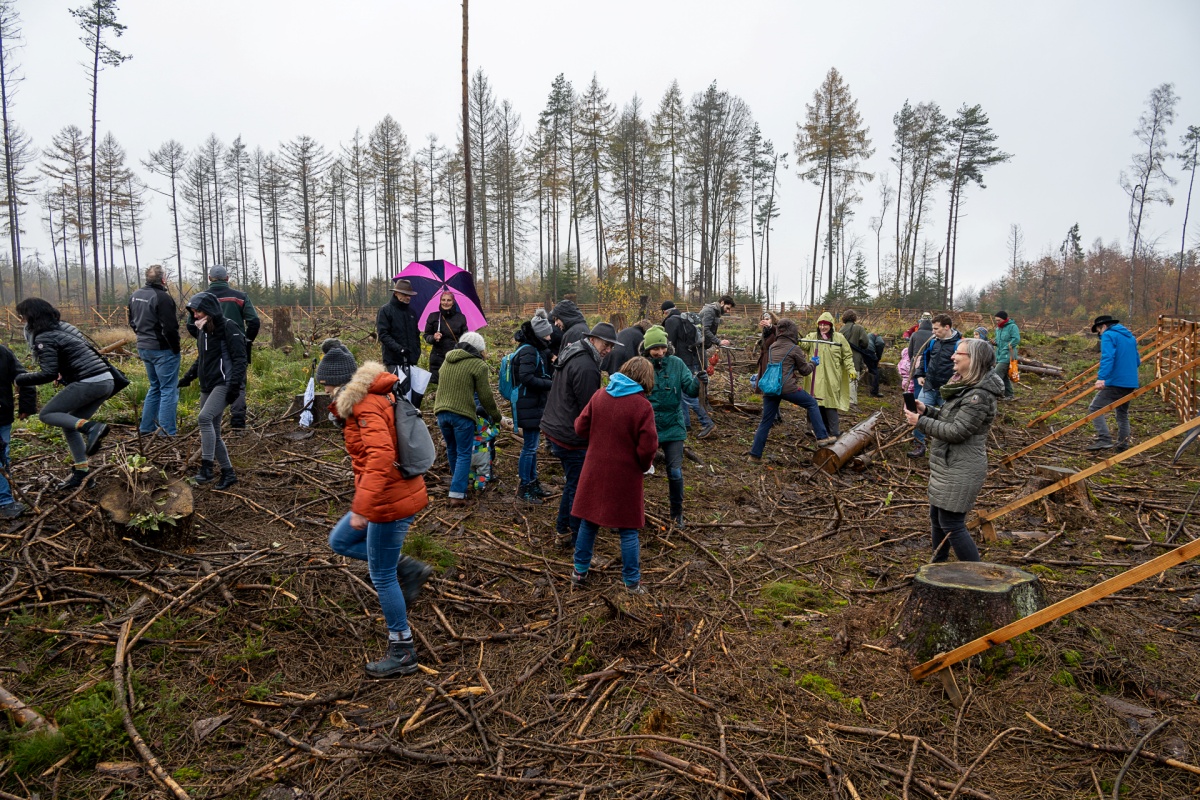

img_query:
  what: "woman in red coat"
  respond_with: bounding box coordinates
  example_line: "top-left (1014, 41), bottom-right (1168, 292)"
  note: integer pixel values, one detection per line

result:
top-left (317, 339), bottom-right (432, 679)
top-left (570, 357), bottom-right (659, 594)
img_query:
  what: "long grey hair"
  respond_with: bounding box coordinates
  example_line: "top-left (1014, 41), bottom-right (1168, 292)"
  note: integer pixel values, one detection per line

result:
top-left (957, 337), bottom-right (996, 385)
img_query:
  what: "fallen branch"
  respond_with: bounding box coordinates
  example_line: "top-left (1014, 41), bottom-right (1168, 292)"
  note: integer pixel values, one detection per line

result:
top-left (1024, 712), bottom-right (1200, 776)
top-left (0, 682), bottom-right (57, 732)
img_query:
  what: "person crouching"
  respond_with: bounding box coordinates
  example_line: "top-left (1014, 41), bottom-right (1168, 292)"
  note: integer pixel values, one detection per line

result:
top-left (318, 339), bottom-right (433, 678)
top-left (570, 357), bottom-right (659, 595)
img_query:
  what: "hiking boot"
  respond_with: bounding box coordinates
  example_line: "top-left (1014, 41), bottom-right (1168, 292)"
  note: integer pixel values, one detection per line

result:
top-left (1086, 439), bottom-right (1114, 451)
top-left (697, 423), bottom-right (717, 439)
top-left (529, 480), bottom-right (553, 499)
top-left (623, 581), bottom-right (648, 596)
top-left (518, 483), bottom-right (543, 505)
top-left (0, 502), bottom-right (26, 520)
top-left (84, 421), bottom-right (110, 456)
top-left (557, 530), bottom-right (576, 551)
top-left (59, 469), bottom-right (92, 491)
top-left (1114, 439), bottom-right (1131, 453)
top-left (907, 443), bottom-right (926, 458)
top-left (214, 468), bottom-right (238, 490)
top-left (230, 417), bottom-right (246, 430)
top-left (397, 556), bottom-right (435, 606)
top-left (817, 436), bottom-right (838, 447)
top-left (364, 639), bottom-right (419, 678)
top-left (671, 513), bottom-right (685, 530)
top-left (448, 497), bottom-right (469, 508)
top-left (193, 459), bottom-right (216, 484)
top-left (747, 452), bottom-right (762, 462)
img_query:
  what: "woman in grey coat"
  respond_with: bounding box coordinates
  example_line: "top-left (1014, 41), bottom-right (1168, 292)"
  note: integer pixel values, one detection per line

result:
top-left (903, 337), bottom-right (1002, 562)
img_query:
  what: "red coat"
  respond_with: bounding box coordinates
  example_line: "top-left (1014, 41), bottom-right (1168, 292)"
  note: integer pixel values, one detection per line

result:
top-left (333, 362), bottom-right (429, 523)
top-left (570, 389), bottom-right (659, 529)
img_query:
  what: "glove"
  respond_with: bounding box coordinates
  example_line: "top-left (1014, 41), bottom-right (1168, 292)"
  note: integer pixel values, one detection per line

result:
top-left (811, 355), bottom-right (820, 366)
top-left (225, 385), bottom-right (241, 405)
top-left (699, 372), bottom-right (709, 385)
top-left (178, 376), bottom-right (193, 388)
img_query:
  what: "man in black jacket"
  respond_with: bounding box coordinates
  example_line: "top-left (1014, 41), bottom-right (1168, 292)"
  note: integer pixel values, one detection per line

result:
top-left (662, 301), bottom-right (714, 438)
top-left (540, 322), bottom-right (619, 548)
top-left (187, 265), bottom-right (260, 428)
top-left (0, 344), bottom-right (36, 518)
top-left (377, 278), bottom-right (422, 372)
top-left (551, 299), bottom-right (589, 349)
top-left (908, 314), bottom-right (961, 458)
top-left (128, 264), bottom-right (181, 436)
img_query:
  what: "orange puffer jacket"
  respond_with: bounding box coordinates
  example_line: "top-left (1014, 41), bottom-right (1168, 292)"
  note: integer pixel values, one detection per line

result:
top-left (333, 361), bottom-right (429, 522)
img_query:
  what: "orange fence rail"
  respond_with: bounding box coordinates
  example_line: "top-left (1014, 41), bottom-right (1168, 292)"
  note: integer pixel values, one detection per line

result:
top-left (1156, 315), bottom-right (1199, 423)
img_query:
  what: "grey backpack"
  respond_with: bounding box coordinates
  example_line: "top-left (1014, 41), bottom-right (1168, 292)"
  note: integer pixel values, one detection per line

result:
top-left (392, 384), bottom-right (436, 478)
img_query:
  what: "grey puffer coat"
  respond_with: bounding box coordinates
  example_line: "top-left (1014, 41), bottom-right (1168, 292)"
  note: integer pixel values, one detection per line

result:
top-left (916, 371), bottom-right (1003, 513)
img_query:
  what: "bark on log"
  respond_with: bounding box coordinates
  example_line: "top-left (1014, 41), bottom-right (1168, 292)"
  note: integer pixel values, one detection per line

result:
top-left (1016, 363), bottom-right (1064, 377)
top-left (271, 306), bottom-right (294, 349)
top-left (0, 682), bottom-right (57, 732)
top-left (813, 411), bottom-right (882, 473)
top-left (288, 391), bottom-right (331, 425)
top-left (897, 562), bottom-right (1046, 662)
top-left (1022, 465), bottom-right (1096, 515)
top-left (1017, 356), bottom-right (1063, 374)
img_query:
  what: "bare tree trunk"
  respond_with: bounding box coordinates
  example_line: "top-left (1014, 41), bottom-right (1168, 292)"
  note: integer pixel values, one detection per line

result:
top-left (461, 0), bottom-right (477, 277)
top-left (810, 168), bottom-right (826, 306)
top-left (88, 13), bottom-right (101, 309)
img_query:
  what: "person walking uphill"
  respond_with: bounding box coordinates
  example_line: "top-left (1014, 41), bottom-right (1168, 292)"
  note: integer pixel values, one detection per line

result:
top-left (749, 319), bottom-right (835, 461)
top-left (570, 357), bottom-right (659, 595)
top-left (992, 310), bottom-right (1020, 400)
top-left (318, 340), bottom-right (432, 678)
top-left (641, 325), bottom-right (699, 528)
top-left (423, 291), bottom-right (468, 385)
top-left (128, 264), bottom-right (181, 436)
top-left (799, 311), bottom-right (855, 437)
top-left (179, 293), bottom-right (247, 490)
top-left (377, 278), bottom-right (422, 372)
top-left (15, 298), bottom-right (114, 489)
top-left (0, 343), bottom-right (36, 517)
top-left (190, 266), bottom-right (259, 428)
top-left (1087, 315), bottom-right (1141, 452)
top-left (512, 312), bottom-right (555, 504)
top-left (541, 322), bottom-right (620, 548)
top-left (904, 338), bottom-right (1002, 563)
top-left (432, 331), bottom-right (501, 506)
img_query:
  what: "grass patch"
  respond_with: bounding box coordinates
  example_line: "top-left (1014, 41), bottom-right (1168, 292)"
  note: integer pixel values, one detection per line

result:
top-left (223, 633), bottom-right (277, 664)
top-left (403, 532), bottom-right (457, 572)
top-left (759, 580), bottom-right (837, 615)
top-left (2, 727), bottom-right (72, 776)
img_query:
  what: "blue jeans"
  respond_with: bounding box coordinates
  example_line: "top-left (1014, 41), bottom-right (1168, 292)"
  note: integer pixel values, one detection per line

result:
top-left (329, 512), bottom-right (413, 634)
top-left (0, 425), bottom-right (11, 507)
top-left (518, 428), bottom-right (540, 484)
top-left (437, 411), bottom-right (477, 499)
top-left (681, 392), bottom-right (712, 430)
top-left (138, 348), bottom-right (181, 435)
top-left (912, 385), bottom-right (943, 445)
top-left (548, 440), bottom-right (587, 536)
top-left (750, 390), bottom-right (828, 457)
top-left (574, 519), bottom-right (641, 586)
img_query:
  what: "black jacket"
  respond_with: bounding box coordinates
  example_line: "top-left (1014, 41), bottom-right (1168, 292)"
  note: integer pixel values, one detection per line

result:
top-left (540, 339), bottom-right (602, 450)
top-left (128, 282), bottom-right (181, 353)
top-left (512, 322), bottom-right (554, 431)
top-left (377, 296), bottom-right (421, 367)
top-left (914, 330), bottom-right (962, 391)
top-left (0, 345), bottom-right (36, 426)
top-left (663, 309), bottom-right (699, 370)
top-left (181, 294), bottom-right (248, 393)
top-left (908, 320), bottom-right (934, 362)
top-left (17, 322), bottom-right (110, 387)
top-left (552, 300), bottom-right (589, 348)
top-left (423, 303), bottom-right (468, 372)
top-left (601, 325), bottom-right (645, 376)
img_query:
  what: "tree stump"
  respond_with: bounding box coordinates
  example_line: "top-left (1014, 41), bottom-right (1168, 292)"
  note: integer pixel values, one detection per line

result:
top-left (98, 479), bottom-right (194, 546)
top-left (812, 411), bottom-right (881, 473)
top-left (271, 306), bottom-right (294, 349)
top-left (287, 391), bottom-right (331, 425)
top-left (897, 562), bottom-right (1046, 662)
top-left (1023, 464), bottom-right (1096, 515)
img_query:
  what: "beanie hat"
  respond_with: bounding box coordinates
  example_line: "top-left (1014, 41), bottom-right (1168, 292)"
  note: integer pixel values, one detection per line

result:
top-left (643, 325), bottom-right (669, 350)
top-left (315, 338), bottom-right (357, 386)
top-left (993, 310), bottom-right (1009, 321)
top-left (209, 265), bottom-right (229, 281)
top-left (460, 331), bottom-right (487, 354)
top-left (530, 314), bottom-right (553, 339)
top-left (661, 300), bottom-right (676, 311)
top-left (974, 326), bottom-right (989, 339)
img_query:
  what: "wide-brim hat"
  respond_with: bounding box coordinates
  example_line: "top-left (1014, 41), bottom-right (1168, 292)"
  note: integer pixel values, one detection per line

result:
top-left (1091, 315), bottom-right (1120, 333)
top-left (587, 322), bottom-right (621, 345)
top-left (391, 278), bottom-right (418, 296)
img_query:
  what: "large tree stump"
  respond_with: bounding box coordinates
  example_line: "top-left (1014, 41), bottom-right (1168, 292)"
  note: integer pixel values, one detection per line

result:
top-left (897, 562), bottom-right (1046, 662)
top-left (812, 411), bottom-right (881, 473)
top-left (271, 306), bottom-right (294, 349)
top-left (1021, 464), bottom-right (1097, 516)
top-left (98, 480), bottom-right (194, 545)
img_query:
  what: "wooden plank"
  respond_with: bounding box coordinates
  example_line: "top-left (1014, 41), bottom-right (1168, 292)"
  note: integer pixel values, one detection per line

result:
top-left (976, 415), bottom-right (1200, 528)
top-left (911, 535), bottom-right (1200, 680)
top-left (1028, 333), bottom-right (1188, 427)
top-left (1002, 356), bottom-right (1200, 466)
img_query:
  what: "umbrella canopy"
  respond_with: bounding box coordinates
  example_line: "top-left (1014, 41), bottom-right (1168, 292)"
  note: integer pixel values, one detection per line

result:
top-left (395, 260), bottom-right (488, 331)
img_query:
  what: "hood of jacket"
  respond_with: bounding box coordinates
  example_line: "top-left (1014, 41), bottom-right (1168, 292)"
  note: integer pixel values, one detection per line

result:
top-left (551, 299), bottom-right (586, 330)
top-left (557, 338), bottom-right (599, 369)
top-left (917, 319), bottom-right (933, 332)
top-left (1105, 323), bottom-right (1135, 345)
top-left (941, 370), bottom-right (1005, 401)
top-left (817, 311), bottom-right (836, 326)
top-left (445, 346), bottom-right (483, 365)
top-left (775, 318), bottom-right (800, 343)
top-left (334, 361), bottom-right (393, 418)
top-left (515, 321), bottom-right (551, 350)
top-left (188, 291), bottom-right (225, 320)
top-left (605, 372), bottom-right (644, 397)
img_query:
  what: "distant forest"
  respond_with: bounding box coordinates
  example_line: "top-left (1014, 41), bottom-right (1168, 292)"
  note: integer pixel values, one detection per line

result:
top-left (0, 2), bottom-right (1196, 320)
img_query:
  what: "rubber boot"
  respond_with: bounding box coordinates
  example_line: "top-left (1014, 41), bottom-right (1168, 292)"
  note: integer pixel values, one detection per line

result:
top-left (193, 459), bottom-right (215, 484)
top-left (668, 476), bottom-right (685, 529)
top-left (214, 468), bottom-right (238, 490)
top-left (364, 639), bottom-right (419, 678)
top-left (397, 556), bottom-right (435, 606)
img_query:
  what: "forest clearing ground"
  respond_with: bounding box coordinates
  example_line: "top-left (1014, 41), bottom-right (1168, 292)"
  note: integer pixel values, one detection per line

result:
top-left (2, 315), bottom-right (1198, 799)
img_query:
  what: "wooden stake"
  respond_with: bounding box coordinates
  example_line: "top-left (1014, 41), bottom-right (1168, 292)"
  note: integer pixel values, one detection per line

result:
top-left (937, 667), bottom-right (964, 708)
top-left (912, 534), bottom-right (1200, 681)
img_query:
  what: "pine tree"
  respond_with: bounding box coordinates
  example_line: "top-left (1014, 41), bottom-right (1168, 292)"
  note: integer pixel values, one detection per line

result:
top-left (143, 140), bottom-right (186, 293)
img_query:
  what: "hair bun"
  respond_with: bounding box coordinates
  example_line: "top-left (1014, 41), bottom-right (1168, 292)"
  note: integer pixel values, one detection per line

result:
top-left (320, 338), bottom-right (343, 354)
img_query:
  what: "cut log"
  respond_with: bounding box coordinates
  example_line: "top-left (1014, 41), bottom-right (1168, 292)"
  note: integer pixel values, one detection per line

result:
top-left (812, 411), bottom-right (882, 473)
top-left (0, 682), bottom-right (57, 732)
top-left (288, 391), bottom-right (331, 424)
top-left (897, 562), bottom-right (1046, 662)
top-left (271, 306), bottom-right (294, 348)
top-left (1016, 356), bottom-right (1064, 375)
top-left (1016, 363), bottom-right (1064, 377)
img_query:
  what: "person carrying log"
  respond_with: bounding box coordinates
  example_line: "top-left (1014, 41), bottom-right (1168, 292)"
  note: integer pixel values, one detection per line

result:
top-left (748, 318), bottom-right (835, 462)
top-left (1086, 315), bottom-right (1140, 452)
top-left (799, 311), bottom-right (855, 438)
top-left (903, 338), bottom-right (1002, 563)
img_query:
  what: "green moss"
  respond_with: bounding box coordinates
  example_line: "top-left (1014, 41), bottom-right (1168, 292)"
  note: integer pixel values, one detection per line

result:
top-left (1061, 649), bottom-right (1084, 667)
top-left (3, 728), bottom-right (71, 776)
top-left (1051, 669), bottom-right (1077, 687)
top-left (402, 532), bottom-right (457, 572)
top-left (223, 633), bottom-right (277, 663)
top-left (173, 766), bottom-right (203, 781)
top-left (1143, 643), bottom-right (1160, 658)
top-left (797, 673), bottom-right (843, 702)
top-left (1026, 564), bottom-right (1060, 580)
top-left (563, 641), bottom-right (598, 680)
top-left (760, 580), bottom-right (832, 615)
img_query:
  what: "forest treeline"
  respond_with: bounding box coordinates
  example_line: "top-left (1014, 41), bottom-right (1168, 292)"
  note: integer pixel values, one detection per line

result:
top-left (0, 2), bottom-right (1196, 321)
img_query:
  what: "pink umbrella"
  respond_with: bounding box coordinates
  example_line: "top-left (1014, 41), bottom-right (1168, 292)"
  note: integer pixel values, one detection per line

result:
top-left (395, 260), bottom-right (488, 331)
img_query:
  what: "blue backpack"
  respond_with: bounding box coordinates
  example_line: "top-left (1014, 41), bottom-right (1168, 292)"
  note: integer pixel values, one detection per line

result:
top-left (758, 344), bottom-right (796, 397)
top-left (498, 344), bottom-right (547, 428)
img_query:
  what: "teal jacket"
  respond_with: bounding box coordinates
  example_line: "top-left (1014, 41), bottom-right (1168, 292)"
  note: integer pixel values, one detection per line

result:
top-left (994, 319), bottom-right (1020, 363)
top-left (645, 350), bottom-right (699, 443)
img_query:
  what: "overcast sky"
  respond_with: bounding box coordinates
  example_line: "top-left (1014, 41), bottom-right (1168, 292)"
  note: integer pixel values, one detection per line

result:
top-left (14, 0), bottom-right (1200, 303)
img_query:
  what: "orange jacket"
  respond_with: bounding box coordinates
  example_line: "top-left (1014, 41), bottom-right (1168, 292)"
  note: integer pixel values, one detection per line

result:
top-left (332, 362), bottom-right (429, 522)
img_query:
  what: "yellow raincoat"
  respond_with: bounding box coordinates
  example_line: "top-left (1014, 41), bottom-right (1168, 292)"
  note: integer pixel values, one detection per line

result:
top-left (799, 311), bottom-right (856, 411)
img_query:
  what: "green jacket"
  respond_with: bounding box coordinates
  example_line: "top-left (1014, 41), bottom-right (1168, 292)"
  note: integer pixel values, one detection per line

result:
top-left (994, 319), bottom-right (1020, 363)
top-left (799, 312), bottom-right (856, 411)
top-left (644, 350), bottom-right (699, 443)
top-left (432, 347), bottom-right (501, 423)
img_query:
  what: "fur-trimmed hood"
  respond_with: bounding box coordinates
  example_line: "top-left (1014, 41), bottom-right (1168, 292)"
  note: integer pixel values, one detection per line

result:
top-left (334, 361), bottom-right (393, 418)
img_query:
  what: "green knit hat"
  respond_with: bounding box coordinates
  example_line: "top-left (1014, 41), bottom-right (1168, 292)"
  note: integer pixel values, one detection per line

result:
top-left (643, 325), bottom-right (669, 350)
